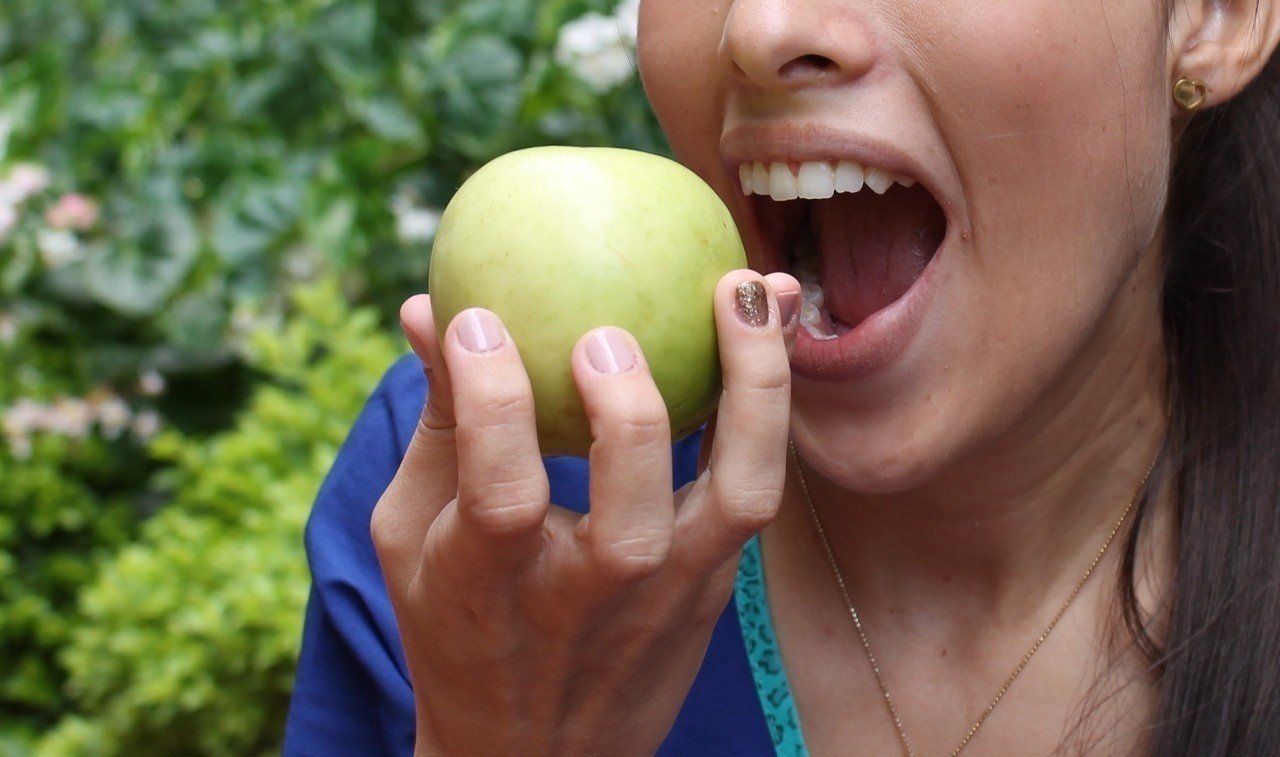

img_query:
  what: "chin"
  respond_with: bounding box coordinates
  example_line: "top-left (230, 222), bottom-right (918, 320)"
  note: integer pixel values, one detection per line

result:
top-left (790, 398), bottom-right (966, 496)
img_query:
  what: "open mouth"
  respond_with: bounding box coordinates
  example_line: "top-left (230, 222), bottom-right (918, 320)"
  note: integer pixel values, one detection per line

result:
top-left (739, 160), bottom-right (948, 340)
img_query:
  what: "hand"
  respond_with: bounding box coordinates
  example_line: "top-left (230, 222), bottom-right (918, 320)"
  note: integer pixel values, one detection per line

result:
top-left (371, 270), bottom-right (800, 755)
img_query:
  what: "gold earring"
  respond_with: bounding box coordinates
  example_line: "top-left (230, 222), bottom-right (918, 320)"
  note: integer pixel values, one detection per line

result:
top-left (1173, 78), bottom-right (1207, 112)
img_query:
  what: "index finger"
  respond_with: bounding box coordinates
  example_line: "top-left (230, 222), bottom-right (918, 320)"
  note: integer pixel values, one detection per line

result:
top-left (371, 295), bottom-right (460, 591)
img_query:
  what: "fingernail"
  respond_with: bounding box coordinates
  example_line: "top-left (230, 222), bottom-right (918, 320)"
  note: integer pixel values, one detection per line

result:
top-left (735, 280), bottom-right (770, 328)
top-left (777, 290), bottom-right (799, 327)
top-left (586, 329), bottom-right (636, 374)
top-left (456, 309), bottom-right (505, 353)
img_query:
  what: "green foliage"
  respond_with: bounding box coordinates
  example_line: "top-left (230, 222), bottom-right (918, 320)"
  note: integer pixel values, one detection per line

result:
top-left (35, 281), bottom-right (399, 756)
top-left (0, 435), bottom-right (139, 740)
top-left (1, 0), bottom-right (663, 750)
top-left (0, 0), bottom-right (662, 392)
top-left (0, 273), bottom-right (160, 740)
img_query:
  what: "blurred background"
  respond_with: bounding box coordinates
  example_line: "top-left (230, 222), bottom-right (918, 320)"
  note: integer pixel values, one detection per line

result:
top-left (0, 0), bottom-right (662, 753)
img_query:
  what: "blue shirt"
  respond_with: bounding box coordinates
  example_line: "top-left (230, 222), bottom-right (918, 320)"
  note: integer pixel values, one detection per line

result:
top-left (283, 355), bottom-right (778, 755)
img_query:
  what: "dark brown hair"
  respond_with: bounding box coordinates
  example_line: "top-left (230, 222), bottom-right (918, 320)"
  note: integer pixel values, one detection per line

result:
top-left (1127, 29), bottom-right (1280, 755)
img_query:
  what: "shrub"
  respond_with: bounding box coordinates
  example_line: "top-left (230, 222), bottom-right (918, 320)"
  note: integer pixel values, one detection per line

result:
top-left (0, 435), bottom-right (139, 749)
top-left (1, 0), bottom-right (659, 749)
top-left (35, 281), bottom-right (399, 756)
top-left (0, 229), bottom-right (159, 741)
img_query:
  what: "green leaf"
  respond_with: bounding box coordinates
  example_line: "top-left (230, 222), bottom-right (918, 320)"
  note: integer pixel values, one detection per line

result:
top-left (85, 199), bottom-right (199, 317)
top-left (354, 96), bottom-right (425, 143)
top-left (159, 288), bottom-right (229, 355)
top-left (228, 67), bottom-right (293, 122)
top-left (312, 1), bottom-right (378, 85)
top-left (210, 180), bottom-right (302, 266)
top-left (433, 34), bottom-right (524, 158)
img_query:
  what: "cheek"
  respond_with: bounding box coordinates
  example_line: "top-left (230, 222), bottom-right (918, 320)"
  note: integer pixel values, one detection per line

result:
top-left (836, 2), bottom-right (1174, 482)
top-left (916, 1), bottom-right (1171, 340)
top-left (929, 2), bottom-right (1171, 251)
top-left (637, 1), bottom-right (731, 187)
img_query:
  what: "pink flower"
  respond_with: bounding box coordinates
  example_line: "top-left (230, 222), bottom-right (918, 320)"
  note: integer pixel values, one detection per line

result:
top-left (45, 193), bottom-right (101, 231)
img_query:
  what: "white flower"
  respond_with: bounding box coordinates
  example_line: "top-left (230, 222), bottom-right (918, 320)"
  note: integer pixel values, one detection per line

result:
top-left (37, 228), bottom-right (82, 268)
top-left (391, 193), bottom-right (442, 244)
top-left (614, 0), bottom-right (641, 46)
top-left (138, 370), bottom-right (166, 397)
top-left (93, 395), bottom-right (132, 440)
top-left (555, 12), bottom-right (637, 93)
top-left (3, 399), bottom-right (45, 438)
top-left (3, 399), bottom-right (42, 455)
top-left (0, 204), bottom-right (17, 243)
top-left (131, 410), bottom-right (162, 441)
top-left (7, 163), bottom-right (51, 201)
top-left (48, 397), bottom-right (93, 439)
top-left (0, 183), bottom-right (21, 207)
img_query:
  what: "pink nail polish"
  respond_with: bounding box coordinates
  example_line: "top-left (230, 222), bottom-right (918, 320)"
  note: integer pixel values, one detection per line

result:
top-left (586, 329), bottom-right (636, 374)
top-left (456, 309), bottom-right (505, 353)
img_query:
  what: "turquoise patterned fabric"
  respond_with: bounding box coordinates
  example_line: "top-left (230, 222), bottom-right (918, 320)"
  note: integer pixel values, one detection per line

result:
top-left (734, 537), bottom-right (809, 756)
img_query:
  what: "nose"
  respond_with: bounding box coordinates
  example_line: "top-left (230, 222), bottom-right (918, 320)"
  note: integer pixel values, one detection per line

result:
top-left (721, 0), bottom-right (877, 90)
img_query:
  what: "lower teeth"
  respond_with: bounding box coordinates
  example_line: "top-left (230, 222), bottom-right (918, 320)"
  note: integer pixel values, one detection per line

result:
top-left (793, 221), bottom-right (844, 340)
top-left (799, 282), bottom-right (841, 340)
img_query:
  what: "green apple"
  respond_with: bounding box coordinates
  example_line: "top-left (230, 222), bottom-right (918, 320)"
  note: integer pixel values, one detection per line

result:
top-left (429, 146), bottom-right (748, 457)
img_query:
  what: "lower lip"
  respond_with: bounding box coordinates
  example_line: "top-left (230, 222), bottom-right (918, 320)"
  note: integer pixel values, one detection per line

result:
top-left (789, 237), bottom-right (945, 382)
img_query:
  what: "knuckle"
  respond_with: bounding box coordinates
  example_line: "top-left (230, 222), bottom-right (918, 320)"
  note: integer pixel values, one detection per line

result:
top-left (590, 530), bottom-right (672, 582)
top-left (596, 402), bottom-right (669, 448)
top-left (741, 361), bottom-right (791, 395)
top-left (713, 481), bottom-right (785, 535)
top-left (466, 467), bottom-right (548, 507)
top-left (370, 499), bottom-right (404, 554)
top-left (468, 382), bottom-right (535, 424)
top-left (414, 406), bottom-right (455, 442)
top-left (461, 484), bottom-right (547, 535)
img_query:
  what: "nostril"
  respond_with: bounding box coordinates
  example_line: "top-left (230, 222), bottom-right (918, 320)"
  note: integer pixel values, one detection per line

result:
top-left (778, 54), bottom-right (836, 79)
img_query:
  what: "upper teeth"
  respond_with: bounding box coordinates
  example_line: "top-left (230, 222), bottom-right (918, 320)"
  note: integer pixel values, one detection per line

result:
top-left (738, 161), bottom-right (916, 201)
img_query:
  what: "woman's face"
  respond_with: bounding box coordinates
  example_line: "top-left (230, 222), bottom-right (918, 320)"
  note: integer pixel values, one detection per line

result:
top-left (638, 0), bottom-right (1174, 492)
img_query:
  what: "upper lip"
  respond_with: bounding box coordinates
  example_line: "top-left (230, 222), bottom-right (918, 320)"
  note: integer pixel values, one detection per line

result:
top-left (720, 123), bottom-right (963, 224)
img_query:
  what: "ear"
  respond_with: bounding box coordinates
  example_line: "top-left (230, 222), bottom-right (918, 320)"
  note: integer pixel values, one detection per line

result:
top-left (1168, 0), bottom-right (1280, 108)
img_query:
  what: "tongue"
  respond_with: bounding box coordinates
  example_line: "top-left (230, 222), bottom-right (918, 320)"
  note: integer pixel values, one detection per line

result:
top-left (813, 184), bottom-right (946, 327)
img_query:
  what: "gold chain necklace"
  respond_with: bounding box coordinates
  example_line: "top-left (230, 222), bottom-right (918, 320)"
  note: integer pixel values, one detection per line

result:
top-left (788, 439), bottom-right (1160, 757)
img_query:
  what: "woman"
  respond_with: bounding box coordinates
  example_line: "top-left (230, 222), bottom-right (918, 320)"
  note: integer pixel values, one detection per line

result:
top-left (284, 0), bottom-right (1280, 753)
